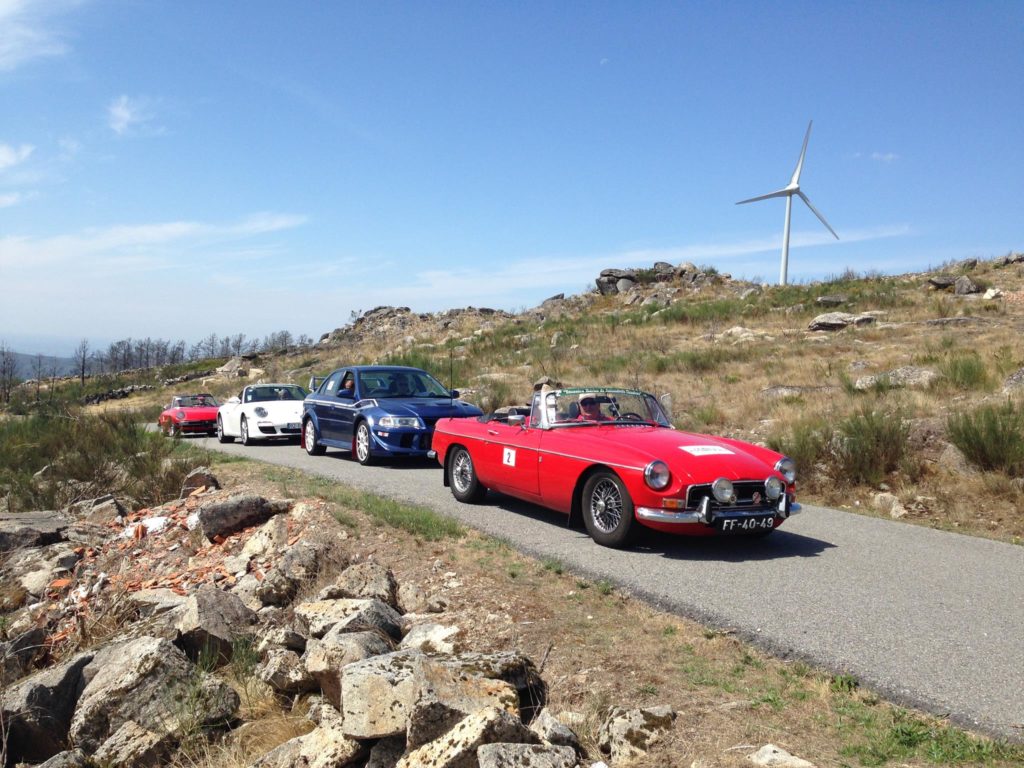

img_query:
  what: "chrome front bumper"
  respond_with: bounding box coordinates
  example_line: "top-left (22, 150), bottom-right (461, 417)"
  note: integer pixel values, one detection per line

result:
top-left (637, 497), bottom-right (801, 525)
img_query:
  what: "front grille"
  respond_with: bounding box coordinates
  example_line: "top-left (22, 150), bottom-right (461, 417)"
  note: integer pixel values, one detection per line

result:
top-left (685, 480), bottom-right (772, 512)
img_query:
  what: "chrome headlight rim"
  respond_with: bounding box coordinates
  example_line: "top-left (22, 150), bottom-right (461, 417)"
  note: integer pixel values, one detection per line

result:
top-left (711, 477), bottom-right (736, 504)
top-left (775, 457), bottom-right (797, 484)
top-left (765, 475), bottom-right (784, 500)
top-left (643, 460), bottom-right (671, 490)
top-left (175, 410), bottom-right (186, 420)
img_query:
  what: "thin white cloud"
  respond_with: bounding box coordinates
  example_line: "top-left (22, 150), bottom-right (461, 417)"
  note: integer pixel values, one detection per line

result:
top-left (0, 192), bottom-right (22, 207)
top-left (871, 152), bottom-right (899, 163)
top-left (108, 95), bottom-right (163, 136)
top-left (0, 143), bottom-right (34, 171)
top-left (0, 0), bottom-right (75, 71)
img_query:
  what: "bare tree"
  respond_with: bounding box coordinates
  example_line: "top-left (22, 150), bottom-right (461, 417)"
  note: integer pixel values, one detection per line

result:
top-left (73, 338), bottom-right (90, 386)
top-left (0, 341), bottom-right (17, 403)
top-left (32, 354), bottom-right (45, 401)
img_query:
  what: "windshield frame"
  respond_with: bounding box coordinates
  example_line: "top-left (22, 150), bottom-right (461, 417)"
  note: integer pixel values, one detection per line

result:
top-left (530, 387), bottom-right (672, 430)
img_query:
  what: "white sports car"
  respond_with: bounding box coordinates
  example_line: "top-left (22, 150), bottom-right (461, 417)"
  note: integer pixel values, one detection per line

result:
top-left (216, 383), bottom-right (308, 445)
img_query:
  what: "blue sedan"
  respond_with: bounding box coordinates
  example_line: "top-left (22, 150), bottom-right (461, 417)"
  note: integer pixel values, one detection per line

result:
top-left (301, 365), bottom-right (483, 464)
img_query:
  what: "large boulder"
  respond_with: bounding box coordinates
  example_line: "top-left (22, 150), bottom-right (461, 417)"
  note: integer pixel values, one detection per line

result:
top-left (0, 652), bottom-right (94, 764)
top-left (396, 706), bottom-right (540, 768)
top-left (319, 561), bottom-right (399, 609)
top-left (0, 510), bottom-right (71, 552)
top-left (174, 585), bottom-right (257, 663)
top-left (341, 650), bottom-right (424, 739)
top-left (69, 636), bottom-right (239, 752)
top-left (477, 743), bottom-right (579, 768)
top-left (191, 494), bottom-right (291, 542)
top-left (295, 598), bottom-right (403, 640)
top-left (406, 657), bottom-right (520, 748)
top-left (597, 705), bottom-right (676, 763)
top-left (304, 628), bottom-right (394, 709)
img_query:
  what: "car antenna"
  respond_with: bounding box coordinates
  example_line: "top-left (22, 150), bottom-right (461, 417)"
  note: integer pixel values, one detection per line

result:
top-left (449, 348), bottom-right (454, 406)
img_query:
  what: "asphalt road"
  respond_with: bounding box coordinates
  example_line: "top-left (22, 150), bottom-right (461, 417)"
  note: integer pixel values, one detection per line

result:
top-left (186, 433), bottom-right (1024, 742)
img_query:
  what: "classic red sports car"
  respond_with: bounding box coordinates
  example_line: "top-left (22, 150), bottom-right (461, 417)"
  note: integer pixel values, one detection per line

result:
top-left (158, 394), bottom-right (221, 437)
top-left (430, 386), bottom-right (799, 548)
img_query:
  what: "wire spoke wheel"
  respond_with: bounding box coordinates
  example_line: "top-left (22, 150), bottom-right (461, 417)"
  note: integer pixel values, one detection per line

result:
top-left (582, 471), bottom-right (635, 547)
top-left (449, 446), bottom-right (485, 503)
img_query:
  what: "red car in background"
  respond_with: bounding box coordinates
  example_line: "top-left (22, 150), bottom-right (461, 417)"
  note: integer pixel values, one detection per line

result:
top-left (430, 386), bottom-right (799, 548)
top-left (158, 394), bottom-right (221, 437)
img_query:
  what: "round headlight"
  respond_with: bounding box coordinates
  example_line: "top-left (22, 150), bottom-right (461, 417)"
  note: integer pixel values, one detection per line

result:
top-left (644, 460), bottom-right (671, 490)
top-left (175, 411), bottom-right (185, 420)
top-left (255, 407), bottom-right (269, 418)
top-left (765, 476), bottom-right (784, 500)
top-left (775, 457), bottom-right (796, 484)
top-left (712, 477), bottom-right (736, 504)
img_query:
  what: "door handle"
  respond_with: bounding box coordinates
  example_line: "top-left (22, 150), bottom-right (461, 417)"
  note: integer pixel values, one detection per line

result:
top-left (487, 429), bottom-right (500, 436)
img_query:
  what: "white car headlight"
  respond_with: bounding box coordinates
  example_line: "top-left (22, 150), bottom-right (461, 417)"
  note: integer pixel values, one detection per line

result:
top-left (255, 407), bottom-right (269, 418)
top-left (378, 416), bottom-right (422, 429)
top-left (765, 476), bottom-right (784, 500)
top-left (175, 411), bottom-right (185, 420)
top-left (775, 457), bottom-right (797, 484)
top-left (712, 477), bottom-right (736, 504)
top-left (644, 460), bottom-right (671, 490)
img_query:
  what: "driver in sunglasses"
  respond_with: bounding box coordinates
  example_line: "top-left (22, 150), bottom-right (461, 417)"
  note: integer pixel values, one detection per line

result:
top-left (577, 393), bottom-right (612, 422)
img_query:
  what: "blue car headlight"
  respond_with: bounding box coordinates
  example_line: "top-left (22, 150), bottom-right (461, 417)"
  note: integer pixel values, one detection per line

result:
top-left (378, 416), bottom-right (423, 429)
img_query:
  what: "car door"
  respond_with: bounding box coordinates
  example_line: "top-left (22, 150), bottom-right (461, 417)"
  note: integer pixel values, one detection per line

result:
top-left (478, 417), bottom-right (542, 500)
top-left (311, 372), bottom-right (346, 442)
top-left (333, 370), bottom-right (360, 446)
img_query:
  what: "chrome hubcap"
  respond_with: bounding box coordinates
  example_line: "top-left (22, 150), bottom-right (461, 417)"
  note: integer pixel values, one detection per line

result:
top-left (356, 427), bottom-right (369, 460)
top-left (590, 479), bottom-right (622, 533)
top-left (305, 422), bottom-right (315, 451)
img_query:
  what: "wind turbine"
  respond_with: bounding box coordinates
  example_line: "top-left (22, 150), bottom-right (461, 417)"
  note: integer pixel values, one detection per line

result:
top-left (736, 121), bottom-right (838, 285)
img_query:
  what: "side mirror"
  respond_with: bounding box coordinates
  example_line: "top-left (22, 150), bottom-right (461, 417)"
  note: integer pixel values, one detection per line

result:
top-left (450, 389), bottom-right (460, 399)
top-left (507, 414), bottom-right (525, 428)
top-left (227, 396), bottom-right (241, 405)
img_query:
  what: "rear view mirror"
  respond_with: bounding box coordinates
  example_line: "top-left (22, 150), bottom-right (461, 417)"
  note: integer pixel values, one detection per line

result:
top-left (227, 396), bottom-right (240, 405)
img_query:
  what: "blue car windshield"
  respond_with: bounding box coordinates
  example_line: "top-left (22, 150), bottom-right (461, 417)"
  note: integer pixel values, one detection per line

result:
top-left (358, 370), bottom-right (450, 398)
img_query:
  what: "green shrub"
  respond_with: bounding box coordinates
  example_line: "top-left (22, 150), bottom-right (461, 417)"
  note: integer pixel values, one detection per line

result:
top-left (0, 410), bottom-right (199, 512)
top-left (940, 354), bottom-right (991, 391)
top-left (834, 406), bottom-right (909, 486)
top-left (947, 401), bottom-right (1024, 475)
top-left (767, 418), bottom-right (833, 481)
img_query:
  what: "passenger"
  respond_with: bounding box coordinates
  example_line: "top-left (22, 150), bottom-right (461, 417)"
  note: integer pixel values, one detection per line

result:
top-left (577, 393), bottom-right (611, 422)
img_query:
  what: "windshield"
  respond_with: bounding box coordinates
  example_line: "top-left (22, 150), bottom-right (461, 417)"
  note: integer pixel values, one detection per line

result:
top-left (540, 388), bottom-right (672, 428)
top-left (358, 369), bottom-right (451, 398)
top-left (176, 394), bottom-right (219, 408)
top-left (246, 385), bottom-right (307, 403)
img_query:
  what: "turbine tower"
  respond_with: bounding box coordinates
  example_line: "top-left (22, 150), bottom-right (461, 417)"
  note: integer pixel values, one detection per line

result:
top-left (737, 121), bottom-right (838, 285)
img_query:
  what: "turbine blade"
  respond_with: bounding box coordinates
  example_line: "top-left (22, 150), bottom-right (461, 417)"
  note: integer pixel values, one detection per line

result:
top-left (789, 120), bottom-right (813, 186)
top-left (797, 190), bottom-right (839, 239)
top-left (736, 188), bottom-right (792, 205)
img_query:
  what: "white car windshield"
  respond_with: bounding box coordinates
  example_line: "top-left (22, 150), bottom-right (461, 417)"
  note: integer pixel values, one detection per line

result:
top-left (246, 385), bottom-right (306, 402)
top-left (539, 388), bottom-right (672, 428)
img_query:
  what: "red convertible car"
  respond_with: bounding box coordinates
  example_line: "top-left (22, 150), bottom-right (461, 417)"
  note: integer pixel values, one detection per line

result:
top-left (430, 386), bottom-right (799, 548)
top-left (158, 394), bottom-right (221, 437)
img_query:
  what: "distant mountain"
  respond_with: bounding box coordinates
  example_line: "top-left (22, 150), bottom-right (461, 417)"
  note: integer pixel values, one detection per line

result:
top-left (10, 351), bottom-right (77, 378)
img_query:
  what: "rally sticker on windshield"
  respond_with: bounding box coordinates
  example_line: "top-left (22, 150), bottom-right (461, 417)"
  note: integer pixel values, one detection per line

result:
top-left (503, 447), bottom-right (516, 467)
top-left (680, 445), bottom-right (735, 456)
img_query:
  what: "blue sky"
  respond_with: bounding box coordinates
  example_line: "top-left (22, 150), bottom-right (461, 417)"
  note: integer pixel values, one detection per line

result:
top-left (1, 1), bottom-right (1022, 355)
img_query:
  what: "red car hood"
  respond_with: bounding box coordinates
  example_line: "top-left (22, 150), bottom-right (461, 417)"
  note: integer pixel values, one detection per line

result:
top-left (556, 425), bottom-right (781, 483)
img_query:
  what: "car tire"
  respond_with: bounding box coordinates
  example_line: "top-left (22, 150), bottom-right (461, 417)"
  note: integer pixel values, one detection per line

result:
top-left (241, 416), bottom-right (253, 446)
top-left (217, 416), bottom-right (234, 444)
top-left (168, 421), bottom-right (180, 438)
top-left (303, 419), bottom-right (325, 456)
top-left (581, 470), bottom-right (636, 548)
top-left (354, 421), bottom-right (373, 465)
top-left (449, 446), bottom-right (486, 503)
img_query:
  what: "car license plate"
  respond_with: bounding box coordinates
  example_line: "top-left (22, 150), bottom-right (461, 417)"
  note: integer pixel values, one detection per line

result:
top-left (287, 423), bottom-right (300, 430)
top-left (717, 515), bottom-right (775, 534)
